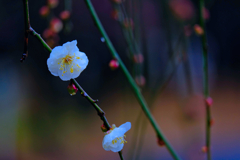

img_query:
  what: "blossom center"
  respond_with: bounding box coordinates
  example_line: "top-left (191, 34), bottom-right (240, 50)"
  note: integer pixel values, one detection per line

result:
top-left (62, 55), bottom-right (74, 65)
top-left (111, 135), bottom-right (127, 145)
top-left (58, 54), bottom-right (82, 76)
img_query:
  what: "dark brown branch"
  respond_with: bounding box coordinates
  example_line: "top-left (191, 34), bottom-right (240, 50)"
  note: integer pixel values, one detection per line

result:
top-left (21, 0), bottom-right (31, 62)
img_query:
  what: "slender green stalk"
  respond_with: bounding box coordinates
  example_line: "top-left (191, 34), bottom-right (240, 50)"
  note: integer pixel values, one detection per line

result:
top-left (118, 151), bottom-right (124, 160)
top-left (84, 0), bottom-right (181, 159)
top-left (199, 1), bottom-right (211, 160)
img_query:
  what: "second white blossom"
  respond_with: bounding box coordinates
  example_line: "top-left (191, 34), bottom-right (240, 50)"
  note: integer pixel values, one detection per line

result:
top-left (102, 122), bottom-right (131, 152)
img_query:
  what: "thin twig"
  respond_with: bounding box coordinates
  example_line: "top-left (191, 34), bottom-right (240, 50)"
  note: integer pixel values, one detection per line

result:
top-left (130, 32), bottom-right (184, 160)
top-left (22, 1), bottom-right (123, 158)
top-left (84, 0), bottom-right (181, 159)
top-left (29, 27), bottom-right (124, 159)
top-left (199, 1), bottom-right (212, 160)
top-left (71, 79), bottom-right (111, 129)
top-left (21, 0), bottom-right (30, 62)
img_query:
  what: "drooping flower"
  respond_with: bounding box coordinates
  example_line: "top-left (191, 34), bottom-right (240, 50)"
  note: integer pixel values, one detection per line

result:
top-left (47, 40), bottom-right (88, 81)
top-left (102, 122), bottom-right (131, 152)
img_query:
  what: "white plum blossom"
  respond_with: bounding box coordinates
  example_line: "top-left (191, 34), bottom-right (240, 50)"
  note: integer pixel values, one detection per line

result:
top-left (102, 122), bottom-right (131, 152)
top-left (47, 40), bottom-right (88, 81)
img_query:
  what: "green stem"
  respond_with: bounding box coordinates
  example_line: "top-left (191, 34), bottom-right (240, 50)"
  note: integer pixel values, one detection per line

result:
top-left (199, 1), bottom-right (211, 160)
top-left (84, 0), bottom-right (181, 160)
top-left (28, 28), bottom-right (124, 159)
top-left (118, 151), bottom-right (124, 160)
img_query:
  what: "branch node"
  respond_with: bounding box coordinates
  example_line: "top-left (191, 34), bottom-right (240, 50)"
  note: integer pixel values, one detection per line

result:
top-left (20, 53), bottom-right (28, 62)
top-left (93, 99), bottom-right (99, 103)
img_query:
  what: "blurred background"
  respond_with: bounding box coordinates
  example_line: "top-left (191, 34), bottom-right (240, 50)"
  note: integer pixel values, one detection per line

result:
top-left (0, 0), bottom-right (240, 159)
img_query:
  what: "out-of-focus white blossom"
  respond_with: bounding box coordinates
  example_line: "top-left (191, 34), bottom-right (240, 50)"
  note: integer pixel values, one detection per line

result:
top-left (102, 122), bottom-right (131, 152)
top-left (47, 40), bottom-right (88, 81)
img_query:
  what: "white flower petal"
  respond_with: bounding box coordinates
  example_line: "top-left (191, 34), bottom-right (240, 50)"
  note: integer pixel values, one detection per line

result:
top-left (119, 122), bottom-right (131, 132)
top-left (110, 143), bottom-right (124, 152)
top-left (47, 57), bottom-right (59, 76)
top-left (49, 46), bottom-right (68, 58)
top-left (63, 40), bottom-right (79, 54)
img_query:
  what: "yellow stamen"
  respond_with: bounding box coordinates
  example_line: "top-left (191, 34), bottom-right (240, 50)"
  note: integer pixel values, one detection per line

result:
top-left (70, 68), bottom-right (74, 73)
top-left (62, 55), bottom-right (74, 65)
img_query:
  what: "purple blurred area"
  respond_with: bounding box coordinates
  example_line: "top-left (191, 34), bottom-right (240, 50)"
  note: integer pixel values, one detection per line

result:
top-left (0, 0), bottom-right (240, 160)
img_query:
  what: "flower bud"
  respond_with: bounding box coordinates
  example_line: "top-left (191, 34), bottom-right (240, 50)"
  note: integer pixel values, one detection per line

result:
top-left (111, 0), bottom-right (123, 4)
top-left (39, 6), bottom-right (50, 17)
top-left (111, 10), bottom-right (119, 20)
top-left (169, 0), bottom-right (194, 20)
top-left (109, 59), bottom-right (119, 70)
top-left (194, 24), bottom-right (204, 35)
top-left (203, 7), bottom-right (210, 20)
top-left (135, 75), bottom-right (146, 87)
top-left (157, 138), bottom-right (165, 146)
top-left (60, 10), bottom-right (71, 20)
top-left (205, 97), bottom-right (213, 107)
top-left (48, 0), bottom-right (59, 8)
top-left (50, 18), bottom-right (63, 33)
top-left (201, 146), bottom-right (208, 153)
top-left (133, 54), bottom-right (144, 63)
top-left (210, 119), bottom-right (214, 127)
top-left (43, 28), bottom-right (56, 39)
top-left (67, 82), bottom-right (78, 96)
top-left (101, 124), bottom-right (108, 132)
top-left (123, 18), bottom-right (134, 29)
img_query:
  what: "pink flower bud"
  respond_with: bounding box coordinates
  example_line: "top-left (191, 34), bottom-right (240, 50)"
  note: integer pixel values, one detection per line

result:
top-left (111, 10), bottom-right (119, 20)
top-left (210, 119), bottom-right (214, 127)
top-left (60, 10), bottom-right (71, 20)
top-left (135, 75), bottom-right (146, 87)
top-left (48, 0), bottom-right (59, 8)
top-left (101, 124), bottom-right (108, 132)
top-left (201, 146), bottom-right (208, 153)
top-left (123, 18), bottom-right (134, 29)
top-left (39, 6), bottom-right (50, 17)
top-left (43, 28), bottom-right (56, 39)
top-left (109, 59), bottom-right (119, 70)
top-left (194, 24), bottom-right (204, 35)
top-left (111, 0), bottom-right (123, 4)
top-left (133, 54), bottom-right (144, 63)
top-left (157, 138), bottom-right (165, 146)
top-left (203, 7), bottom-right (210, 20)
top-left (169, 0), bottom-right (195, 20)
top-left (205, 97), bottom-right (213, 107)
top-left (67, 83), bottom-right (78, 96)
top-left (50, 18), bottom-right (63, 33)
